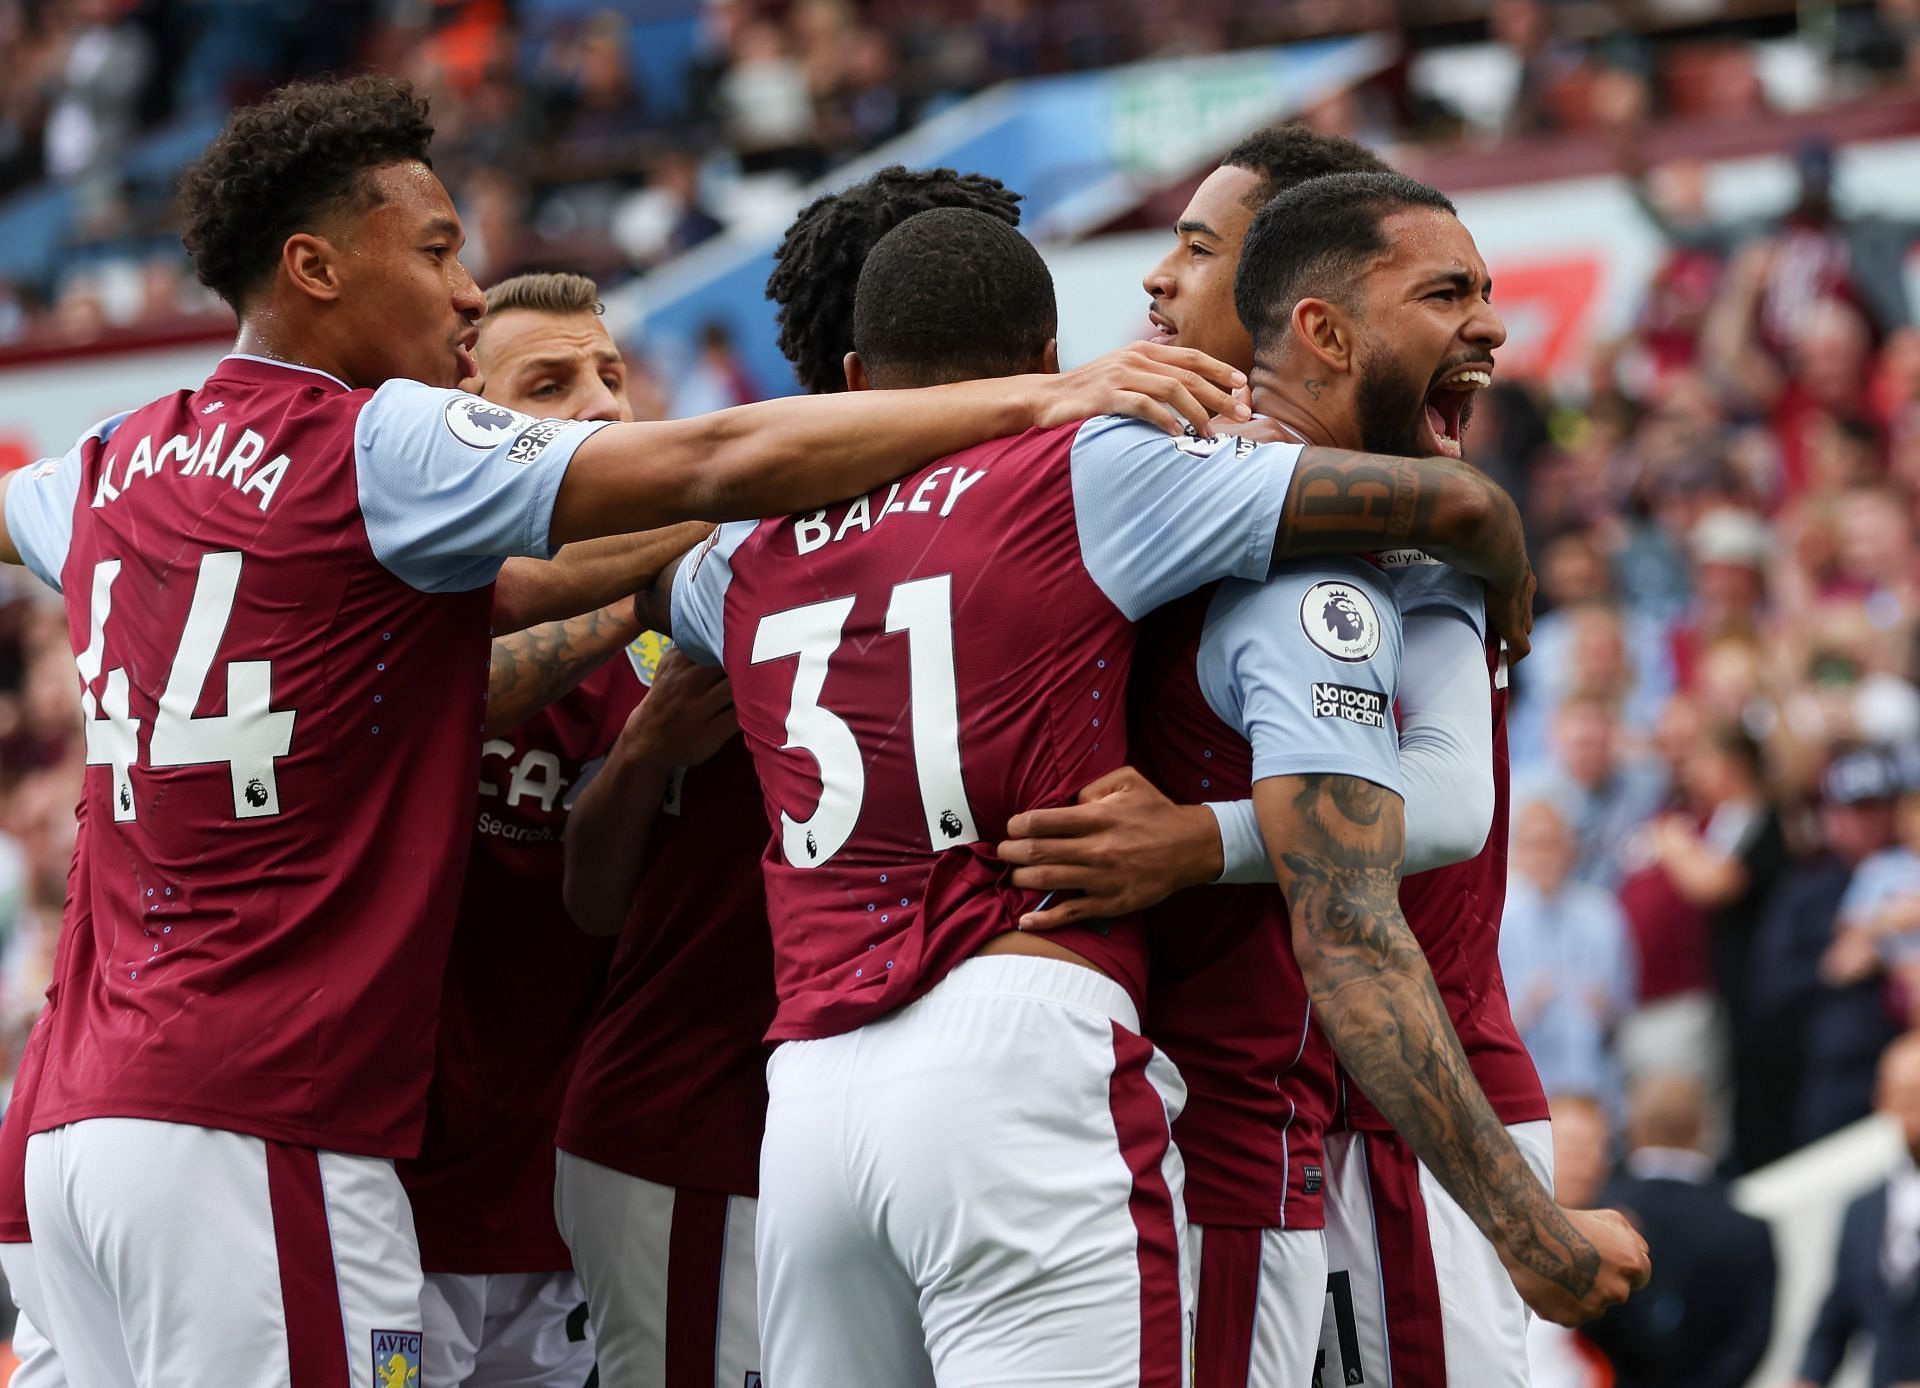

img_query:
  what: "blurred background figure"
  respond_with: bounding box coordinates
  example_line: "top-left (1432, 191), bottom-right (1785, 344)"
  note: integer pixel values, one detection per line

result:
top-left (1503, 796), bottom-right (1638, 1113)
top-left (1790, 1031), bottom-right (1920, 1388)
top-left (1584, 1073), bottom-right (1777, 1388)
top-left (1527, 1094), bottom-right (1618, 1388)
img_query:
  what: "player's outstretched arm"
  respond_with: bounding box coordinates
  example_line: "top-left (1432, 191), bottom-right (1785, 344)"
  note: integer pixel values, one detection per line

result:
top-left (485, 601), bottom-right (642, 737)
top-left (548, 344), bottom-right (1248, 546)
top-left (1275, 446), bottom-right (1535, 658)
top-left (562, 650), bottom-right (738, 935)
top-left (1253, 771), bottom-right (1651, 1326)
top-left (493, 524), bottom-right (713, 633)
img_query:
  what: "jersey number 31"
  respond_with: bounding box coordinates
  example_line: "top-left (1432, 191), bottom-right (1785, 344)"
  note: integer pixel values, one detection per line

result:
top-left (752, 574), bottom-right (978, 869)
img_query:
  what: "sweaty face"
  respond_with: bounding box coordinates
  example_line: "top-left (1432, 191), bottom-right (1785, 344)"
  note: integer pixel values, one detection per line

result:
top-left (474, 309), bottom-right (634, 423)
top-left (333, 161), bottom-right (485, 390)
top-left (1347, 208), bottom-right (1505, 459)
top-left (1141, 165), bottom-right (1265, 374)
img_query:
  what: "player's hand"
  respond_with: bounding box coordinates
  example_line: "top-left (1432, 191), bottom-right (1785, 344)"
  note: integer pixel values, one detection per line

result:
top-left (617, 650), bottom-right (738, 769)
top-left (1486, 565), bottom-right (1536, 665)
top-left (1505, 1206), bottom-right (1650, 1327)
top-left (1036, 343), bottom-right (1250, 439)
top-left (998, 767), bottom-right (1223, 929)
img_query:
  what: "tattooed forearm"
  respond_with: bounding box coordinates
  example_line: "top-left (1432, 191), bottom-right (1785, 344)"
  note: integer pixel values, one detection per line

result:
top-left (1276, 448), bottom-right (1524, 589)
top-left (1255, 773), bottom-right (1599, 1298)
top-left (485, 602), bottom-right (643, 736)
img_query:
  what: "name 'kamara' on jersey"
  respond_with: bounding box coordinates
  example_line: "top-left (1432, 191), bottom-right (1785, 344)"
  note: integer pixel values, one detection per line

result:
top-left (89, 420), bottom-right (292, 514)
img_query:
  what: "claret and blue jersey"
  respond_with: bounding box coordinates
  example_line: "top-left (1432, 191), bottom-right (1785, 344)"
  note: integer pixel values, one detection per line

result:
top-left (669, 413), bottom-right (1303, 1042)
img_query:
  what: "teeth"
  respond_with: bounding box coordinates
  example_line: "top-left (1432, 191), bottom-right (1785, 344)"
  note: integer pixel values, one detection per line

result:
top-left (1439, 370), bottom-right (1492, 390)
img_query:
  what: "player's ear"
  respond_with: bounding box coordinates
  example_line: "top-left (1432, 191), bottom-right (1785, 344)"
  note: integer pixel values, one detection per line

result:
top-left (282, 233), bottom-right (344, 304)
top-left (1291, 297), bottom-right (1351, 375)
top-left (843, 351), bottom-right (872, 393)
top-left (1038, 338), bottom-right (1060, 375)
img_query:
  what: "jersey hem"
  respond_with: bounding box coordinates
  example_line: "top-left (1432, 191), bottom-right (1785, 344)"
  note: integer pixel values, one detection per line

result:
top-left (418, 1248), bottom-right (576, 1276)
top-left (32, 1100), bottom-right (413, 1159)
top-left (552, 1132), bottom-right (760, 1200)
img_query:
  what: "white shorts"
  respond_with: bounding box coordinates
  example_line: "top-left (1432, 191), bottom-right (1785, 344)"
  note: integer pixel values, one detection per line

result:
top-left (1188, 1225), bottom-right (1326, 1388)
top-left (26, 1118), bottom-right (424, 1388)
top-left (1, 1242), bottom-right (66, 1388)
top-left (421, 1270), bottom-right (596, 1388)
top-left (757, 954), bottom-right (1192, 1388)
top-left (553, 1153), bottom-right (759, 1388)
top-left (1319, 1120), bottom-right (1554, 1388)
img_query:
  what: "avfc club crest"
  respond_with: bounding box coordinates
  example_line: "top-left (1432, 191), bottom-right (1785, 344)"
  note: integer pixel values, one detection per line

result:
top-left (627, 630), bottom-right (675, 686)
top-left (1299, 580), bottom-right (1383, 663)
top-left (371, 1331), bottom-right (421, 1388)
top-left (443, 394), bottom-right (534, 449)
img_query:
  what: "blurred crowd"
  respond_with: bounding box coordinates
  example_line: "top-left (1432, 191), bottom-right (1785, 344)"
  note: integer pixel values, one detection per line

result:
top-left (1488, 127), bottom-right (1920, 1186)
top-left (7, 0), bottom-right (1920, 344)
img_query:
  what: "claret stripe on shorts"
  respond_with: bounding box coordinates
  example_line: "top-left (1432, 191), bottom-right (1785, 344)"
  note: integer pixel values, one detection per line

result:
top-left (265, 1142), bottom-right (352, 1388)
top-left (1109, 1023), bottom-right (1185, 1387)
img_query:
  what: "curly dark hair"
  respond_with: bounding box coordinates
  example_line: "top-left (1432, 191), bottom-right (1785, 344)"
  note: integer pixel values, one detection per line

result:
top-left (179, 75), bottom-right (435, 311)
top-left (1221, 123), bottom-right (1391, 210)
top-left (766, 165), bottom-right (1023, 395)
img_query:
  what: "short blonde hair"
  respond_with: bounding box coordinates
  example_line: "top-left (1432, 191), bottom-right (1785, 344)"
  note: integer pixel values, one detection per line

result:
top-left (481, 271), bottom-right (602, 322)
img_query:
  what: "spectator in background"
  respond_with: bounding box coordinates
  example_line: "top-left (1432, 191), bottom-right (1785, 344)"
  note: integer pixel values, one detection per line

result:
top-left (1527, 1094), bottom-right (1618, 1388)
top-left (1518, 693), bottom-right (1667, 889)
top-left (1750, 748), bottom-right (1908, 1149)
top-left (1666, 723), bottom-right (1790, 1169)
top-left (1668, 507), bottom-right (1770, 693)
top-left (1585, 1073), bottom-right (1776, 1388)
top-left (1820, 761), bottom-right (1920, 1052)
top-left (670, 319), bottom-right (759, 417)
top-left (1792, 1030), bottom-right (1920, 1388)
top-left (1503, 796), bottom-right (1638, 1110)
top-left (41, 0), bottom-right (155, 185)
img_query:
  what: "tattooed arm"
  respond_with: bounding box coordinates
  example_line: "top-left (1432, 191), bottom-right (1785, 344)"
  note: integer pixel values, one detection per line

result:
top-left (1253, 771), bottom-right (1650, 1325)
top-left (1274, 444), bottom-right (1535, 658)
top-left (485, 601), bottom-right (643, 736)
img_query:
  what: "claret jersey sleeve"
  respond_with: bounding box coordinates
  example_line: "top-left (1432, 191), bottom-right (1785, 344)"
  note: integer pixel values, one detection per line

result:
top-left (353, 379), bottom-right (613, 592)
top-left (1068, 416), bottom-right (1301, 620)
top-left (1195, 556), bottom-right (1405, 793)
top-left (3, 413), bottom-right (131, 592)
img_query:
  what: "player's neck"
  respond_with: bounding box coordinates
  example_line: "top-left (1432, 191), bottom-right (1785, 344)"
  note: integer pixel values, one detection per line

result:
top-left (233, 317), bottom-right (362, 391)
top-left (1247, 364), bottom-right (1359, 451)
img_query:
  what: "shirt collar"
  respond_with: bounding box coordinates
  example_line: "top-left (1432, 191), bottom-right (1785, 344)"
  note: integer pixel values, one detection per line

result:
top-left (217, 353), bottom-right (353, 392)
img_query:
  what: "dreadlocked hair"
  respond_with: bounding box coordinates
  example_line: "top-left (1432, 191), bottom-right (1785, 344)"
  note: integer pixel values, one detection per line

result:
top-left (766, 165), bottom-right (1023, 395)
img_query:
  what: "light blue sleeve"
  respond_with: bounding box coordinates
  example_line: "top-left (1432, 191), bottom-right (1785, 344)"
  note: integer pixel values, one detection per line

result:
top-left (4, 413), bottom-right (131, 592)
top-left (1377, 549), bottom-right (1488, 642)
top-left (1205, 798), bottom-right (1272, 884)
top-left (1196, 557), bottom-right (1404, 792)
top-left (353, 379), bottom-right (613, 592)
top-left (668, 521), bottom-right (753, 666)
top-left (1068, 416), bottom-right (1301, 620)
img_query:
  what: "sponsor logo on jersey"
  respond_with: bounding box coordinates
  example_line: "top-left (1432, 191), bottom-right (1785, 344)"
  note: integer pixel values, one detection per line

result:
top-left (506, 417), bottom-right (571, 465)
top-left (371, 1331), bottom-right (422, 1388)
top-left (627, 629), bottom-right (674, 686)
top-left (1372, 547), bottom-right (1440, 568)
top-left (443, 394), bottom-right (533, 449)
top-left (1300, 580), bottom-right (1382, 662)
top-left (1171, 431), bottom-right (1258, 461)
top-left (1311, 682), bottom-right (1386, 728)
top-left (1304, 1162), bottom-right (1324, 1194)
